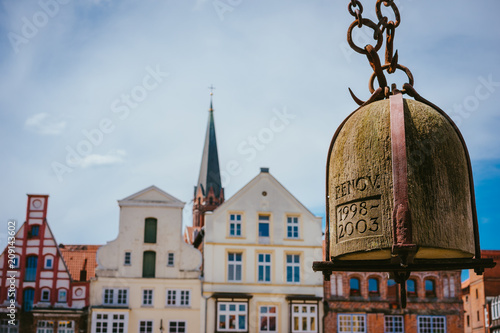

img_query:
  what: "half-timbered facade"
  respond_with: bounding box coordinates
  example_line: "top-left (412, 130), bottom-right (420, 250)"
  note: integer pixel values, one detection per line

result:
top-left (0, 194), bottom-right (90, 333)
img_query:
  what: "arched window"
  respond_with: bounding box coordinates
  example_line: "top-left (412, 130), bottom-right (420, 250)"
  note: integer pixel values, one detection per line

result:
top-left (330, 274), bottom-right (344, 297)
top-left (350, 277), bottom-right (360, 296)
top-left (143, 251), bottom-right (156, 278)
top-left (368, 278), bottom-right (379, 296)
top-left (407, 279), bottom-right (417, 297)
top-left (387, 279), bottom-right (397, 298)
top-left (443, 278), bottom-right (449, 298)
top-left (25, 255), bottom-right (38, 282)
top-left (425, 279), bottom-right (436, 297)
top-left (144, 218), bottom-right (157, 243)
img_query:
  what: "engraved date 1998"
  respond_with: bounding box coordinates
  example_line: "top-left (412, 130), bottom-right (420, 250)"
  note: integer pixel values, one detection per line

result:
top-left (336, 197), bottom-right (382, 242)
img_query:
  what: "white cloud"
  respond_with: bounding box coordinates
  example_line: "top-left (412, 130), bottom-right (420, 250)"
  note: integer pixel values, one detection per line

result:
top-left (25, 113), bottom-right (66, 135)
top-left (80, 150), bottom-right (126, 168)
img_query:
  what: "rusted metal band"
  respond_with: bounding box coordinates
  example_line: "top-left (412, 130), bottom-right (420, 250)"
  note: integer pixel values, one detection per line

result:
top-left (390, 93), bottom-right (414, 254)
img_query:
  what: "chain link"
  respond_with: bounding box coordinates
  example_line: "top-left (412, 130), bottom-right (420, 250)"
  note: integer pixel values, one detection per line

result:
top-left (347, 0), bottom-right (414, 103)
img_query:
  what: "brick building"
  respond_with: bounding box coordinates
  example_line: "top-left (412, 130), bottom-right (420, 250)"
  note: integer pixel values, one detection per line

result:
top-left (462, 250), bottom-right (500, 333)
top-left (324, 270), bottom-right (463, 333)
top-left (0, 195), bottom-right (99, 333)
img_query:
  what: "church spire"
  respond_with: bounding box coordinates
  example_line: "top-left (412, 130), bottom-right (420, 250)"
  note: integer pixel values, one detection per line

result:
top-left (193, 88), bottom-right (224, 228)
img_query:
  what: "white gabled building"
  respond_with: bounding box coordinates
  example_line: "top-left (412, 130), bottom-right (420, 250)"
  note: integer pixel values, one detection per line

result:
top-left (90, 186), bottom-right (203, 333)
top-left (202, 168), bottom-right (324, 333)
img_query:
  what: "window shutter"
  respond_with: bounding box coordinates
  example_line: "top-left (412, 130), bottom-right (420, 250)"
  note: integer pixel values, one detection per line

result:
top-left (143, 251), bottom-right (156, 278)
top-left (144, 218), bottom-right (157, 243)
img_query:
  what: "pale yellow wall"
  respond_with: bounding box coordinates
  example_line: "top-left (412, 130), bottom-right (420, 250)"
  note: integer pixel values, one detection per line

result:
top-left (203, 171), bottom-right (324, 332)
top-left (90, 277), bottom-right (202, 333)
top-left (90, 186), bottom-right (203, 333)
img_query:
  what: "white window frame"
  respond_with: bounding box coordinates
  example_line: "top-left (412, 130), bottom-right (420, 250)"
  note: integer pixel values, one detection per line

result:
top-left (166, 289), bottom-right (191, 307)
top-left (40, 289), bottom-right (50, 302)
top-left (36, 320), bottom-right (55, 333)
top-left (167, 252), bottom-right (175, 267)
top-left (142, 289), bottom-right (153, 306)
top-left (92, 312), bottom-right (128, 333)
top-left (258, 215), bottom-right (270, 237)
top-left (385, 315), bottom-right (404, 333)
top-left (217, 302), bottom-right (248, 332)
top-left (139, 320), bottom-right (153, 333)
top-left (330, 274), bottom-right (344, 297)
top-left (44, 256), bottom-right (54, 269)
top-left (0, 319), bottom-right (19, 333)
top-left (292, 304), bottom-right (318, 333)
top-left (286, 254), bottom-right (300, 283)
top-left (228, 252), bottom-right (243, 282)
top-left (286, 216), bottom-right (299, 239)
top-left (58, 289), bottom-right (68, 303)
top-left (337, 314), bottom-right (366, 333)
top-left (417, 316), bottom-right (446, 333)
top-left (229, 214), bottom-right (242, 237)
top-left (11, 255), bottom-right (20, 269)
top-left (258, 253), bottom-right (271, 283)
top-left (168, 321), bottom-right (187, 333)
top-left (103, 288), bottom-right (129, 306)
top-left (259, 305), bottom-right (278, 332)
top-left (124, 252), bottom-right (131, 265)
top-left (57, 321), bottom-right (75, 333)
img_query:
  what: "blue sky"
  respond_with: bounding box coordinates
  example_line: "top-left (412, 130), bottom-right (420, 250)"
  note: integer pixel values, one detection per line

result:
top-left (1, 0), bottom-right (499, 260)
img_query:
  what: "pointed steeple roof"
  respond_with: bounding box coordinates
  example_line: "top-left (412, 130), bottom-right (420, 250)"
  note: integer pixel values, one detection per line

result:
top-left (196, 95), bottom-right (222, 198)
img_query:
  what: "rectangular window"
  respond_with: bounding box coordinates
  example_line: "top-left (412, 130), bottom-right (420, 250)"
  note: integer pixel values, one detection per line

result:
top-left (229, 214), bottom-right (242, 236)
top-left (166, 289), bottom-right (190, 307)
top-left (36, 321), bottom-right (54, 333)
top-left (259, 305), bottom-right (277, 332)
top-left (58, 289), bottom-right (67, 303)
top-left (385, 316), bottom-right (404, 333)
top-left (31, 225), bottom-right (40, 237)
top-left (338, 314), bottom-right (366, 333)
top-left (417, 316), bottom-right (446, 333)
top-left (44, 257), bottom-right (53, 269)
top-left (103, 288), bottom-right (128, 306)
top-left (94, 313), bottom-right (126, 333)
top-left (217, 302), bottom-right (247, 332)
top-left (167, 253), bottom-right (175, 266)
top-left (286, 254), bottom-right (300, 283)
top-left (330, 274), bottom-right (344, 297)
top-left (258, 253), bottom-right (271, 282)
top-left (124, 252), bottom-right (131, 265)
top-left (0, 319), bottom-right (19, 333)
top-left (258, 215), bottom-right (270, 237)
top-left (228, 253), bottom-right (243, 282)
top-left (40, 289), bottom-right (50, 302)
top-left (139, 321), bottom-right (153, 333)
top-left (57, 321), bottom-right (74, 333)
top-left (287, 216), bottom-right (299, 238)
top-left (292, 305), bottom-right (317, 333)
top-left (142, 289), bottom-right (153, 306)
top-left (169, 321), bottom-right (186, 333)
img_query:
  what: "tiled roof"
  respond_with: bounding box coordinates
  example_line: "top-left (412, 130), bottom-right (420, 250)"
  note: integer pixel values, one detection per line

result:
top-left (59, 244), bottom-right (101, 281)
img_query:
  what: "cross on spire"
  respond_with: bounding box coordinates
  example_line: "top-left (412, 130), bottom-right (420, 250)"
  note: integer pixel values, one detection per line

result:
top-left (208, 84), bottom-right (216, 96)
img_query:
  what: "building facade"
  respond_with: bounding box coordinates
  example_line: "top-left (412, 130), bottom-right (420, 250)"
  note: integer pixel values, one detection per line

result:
top-left (0, 195), bottom-right (91, 333)
top-left (462, 250), bottom-right (500, 333)
top-left (324, 270), bottom-right (464, 333)
top-left (90, 186), bottom-right (203, 333)
top-left (202, 168), bottom-right (324, 333)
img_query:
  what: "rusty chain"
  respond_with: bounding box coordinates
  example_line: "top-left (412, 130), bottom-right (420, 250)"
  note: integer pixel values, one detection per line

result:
top-left (347, 0), bottom-right (414, 104)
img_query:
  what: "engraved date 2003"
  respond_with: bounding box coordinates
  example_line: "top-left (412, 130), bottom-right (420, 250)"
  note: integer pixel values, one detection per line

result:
top-left (336, 197), bottom-right (382, 242)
